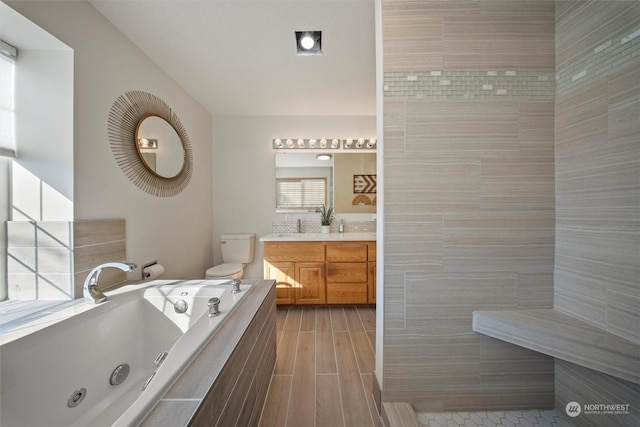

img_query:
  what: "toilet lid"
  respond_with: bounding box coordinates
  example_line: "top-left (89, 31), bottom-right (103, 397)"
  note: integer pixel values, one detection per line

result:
top-left (206, 263), bottom-right (243, 277)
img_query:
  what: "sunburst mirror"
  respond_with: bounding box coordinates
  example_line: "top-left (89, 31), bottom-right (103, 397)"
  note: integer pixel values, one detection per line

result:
top-left (108, 91), bottom-right (193, 197)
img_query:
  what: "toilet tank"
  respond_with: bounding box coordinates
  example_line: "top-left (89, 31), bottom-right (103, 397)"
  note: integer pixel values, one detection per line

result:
top-left (220, 233), bottom-right (255, 264)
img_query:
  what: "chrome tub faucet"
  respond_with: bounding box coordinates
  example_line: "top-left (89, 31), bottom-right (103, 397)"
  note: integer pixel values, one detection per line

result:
top-left (83, 262), bottom-right (137, 303)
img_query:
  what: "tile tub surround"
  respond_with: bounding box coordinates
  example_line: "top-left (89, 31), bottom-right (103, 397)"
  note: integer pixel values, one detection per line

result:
top-left (141, 279), bottom-right (276, 427)
top-left (73, 219), bottom-right (127, 296)
top-left (381, 0), bottom-right (556, 412)
top-left (7, 219), bottom-right (126, 300)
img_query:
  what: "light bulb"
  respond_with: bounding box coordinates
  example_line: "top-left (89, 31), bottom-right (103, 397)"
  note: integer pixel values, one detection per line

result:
top-left (320, 139), bottom-right (327, 148)
top-left (331, 139), bottom-right (339, 148)
top-left (286, 139), bottom-right (294, 148)
top-left (300, 35), bottom-right (315, 50)
top-left (274, 139), bottom-right (283, 148)
top-left (297, 139), bottom-right (305, 148)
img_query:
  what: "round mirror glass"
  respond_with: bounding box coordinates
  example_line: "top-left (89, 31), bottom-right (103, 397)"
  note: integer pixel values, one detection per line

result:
top-left (135, 115), bottom-right (185, 178)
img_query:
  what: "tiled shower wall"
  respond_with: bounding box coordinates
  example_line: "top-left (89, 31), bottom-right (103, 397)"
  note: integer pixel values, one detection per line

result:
top-left (381, 0), bottom-right (556, 411)
top-left (554, 1), bottom-right (640, 426)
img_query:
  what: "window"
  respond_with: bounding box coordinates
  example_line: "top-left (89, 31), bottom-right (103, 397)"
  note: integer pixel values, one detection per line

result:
top-left (276, 177), bottom-right (326, 210)
top-left (0, 41), bottom-right (17, 158)
top-left (0, 41), bottom-right (17, 157)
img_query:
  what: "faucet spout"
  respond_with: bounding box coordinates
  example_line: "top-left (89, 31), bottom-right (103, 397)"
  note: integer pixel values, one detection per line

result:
top-left (83, 262), bottom-right (137, 304)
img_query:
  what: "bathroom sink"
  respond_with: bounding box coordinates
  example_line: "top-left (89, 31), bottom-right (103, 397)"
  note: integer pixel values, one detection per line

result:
top-left (273, 233), bottom-right (305, 239)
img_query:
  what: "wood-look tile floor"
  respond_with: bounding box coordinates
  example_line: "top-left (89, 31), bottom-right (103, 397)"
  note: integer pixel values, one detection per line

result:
top-left (258, 306), bottom-right (383, 427)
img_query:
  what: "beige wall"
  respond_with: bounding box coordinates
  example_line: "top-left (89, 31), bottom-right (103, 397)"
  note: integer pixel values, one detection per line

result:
top-left (7, 1), bottom-right (214, 280)
top-left (334, 153), bottom-right (377, 214)
top-left (211, 115), bottom-right (376, 279)
top-left (381, 0), bottom-right (556, 412)
top-left (554, 1), bottom-right (640, 425)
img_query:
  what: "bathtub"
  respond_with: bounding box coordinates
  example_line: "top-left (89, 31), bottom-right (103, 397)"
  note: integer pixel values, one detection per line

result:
top-left (0, 279), bottom-right (253, 427)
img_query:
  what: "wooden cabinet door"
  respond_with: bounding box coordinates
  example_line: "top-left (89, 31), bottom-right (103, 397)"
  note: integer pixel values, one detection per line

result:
top-left (265, 261), bottom-right (295, 305)
top-left (295, 262), bottom-right (326, 305)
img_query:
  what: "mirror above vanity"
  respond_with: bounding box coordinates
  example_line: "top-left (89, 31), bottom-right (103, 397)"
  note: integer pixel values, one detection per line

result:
top-left (275, 151), bottom-right (376, 214)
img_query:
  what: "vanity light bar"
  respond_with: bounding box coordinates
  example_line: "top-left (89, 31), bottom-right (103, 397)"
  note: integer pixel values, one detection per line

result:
top-left (272, 138), bottom-right (376, 150)
top-left (343, 138), bottom-right (376, 150)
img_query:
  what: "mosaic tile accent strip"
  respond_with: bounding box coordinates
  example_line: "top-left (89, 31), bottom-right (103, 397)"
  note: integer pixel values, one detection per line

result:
top-left (383, 71), bottom-right (555, 100)
top-left (557, 27), bottom-right (640, 96)
top-left (271, 220), bottom-right (375, 234)
top-left (418, 410), bottom-right (574, 427)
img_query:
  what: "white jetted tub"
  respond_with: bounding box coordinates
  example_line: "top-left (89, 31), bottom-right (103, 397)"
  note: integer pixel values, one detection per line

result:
top-left (0, 279), bottom-right (253, 427)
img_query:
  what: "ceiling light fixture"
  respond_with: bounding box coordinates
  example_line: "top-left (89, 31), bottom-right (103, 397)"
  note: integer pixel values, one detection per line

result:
top-left (272, 138), bottom-right (377, 150)
top-left (316, 153), bottom-right (332, 161)
top-left (295, 31), bottom-right (322, 56)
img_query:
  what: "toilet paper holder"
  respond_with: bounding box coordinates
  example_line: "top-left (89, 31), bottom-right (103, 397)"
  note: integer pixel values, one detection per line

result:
top-left (142, 260), bottom-right (164, 280)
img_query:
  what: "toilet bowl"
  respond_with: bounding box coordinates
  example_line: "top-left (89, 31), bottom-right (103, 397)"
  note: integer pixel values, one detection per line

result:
top-left (205, 233), bottom-right (255, 280)
top-left (205, 263), bottom-right (243, 280)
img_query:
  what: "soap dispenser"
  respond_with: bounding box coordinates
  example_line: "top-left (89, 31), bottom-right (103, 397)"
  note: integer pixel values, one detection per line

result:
top-left (338, 219), bottom-right (344, 233)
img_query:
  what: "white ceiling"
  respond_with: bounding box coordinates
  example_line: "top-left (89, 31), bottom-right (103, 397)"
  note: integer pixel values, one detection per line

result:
top-left (90, 0), bottom-right (376, 117)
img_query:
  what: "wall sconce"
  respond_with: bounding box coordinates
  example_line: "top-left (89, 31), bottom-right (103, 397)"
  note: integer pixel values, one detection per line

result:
top-left (138, 138), bottom-right (158, 149)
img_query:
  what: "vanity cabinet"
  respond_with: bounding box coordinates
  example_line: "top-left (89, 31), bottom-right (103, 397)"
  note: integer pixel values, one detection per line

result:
top-left (263, 240), bottom-right (375, 305)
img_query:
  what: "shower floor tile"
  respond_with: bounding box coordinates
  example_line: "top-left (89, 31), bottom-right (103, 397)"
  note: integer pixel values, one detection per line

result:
top-left (418, 409), bottom-right (575, 427)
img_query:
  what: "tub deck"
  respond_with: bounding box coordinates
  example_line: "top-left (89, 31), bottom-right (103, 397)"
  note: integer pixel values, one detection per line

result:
top-left (138, 279), bottom-right (276, 426)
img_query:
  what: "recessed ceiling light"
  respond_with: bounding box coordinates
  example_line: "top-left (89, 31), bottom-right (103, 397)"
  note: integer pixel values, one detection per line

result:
top-left (300, 35), bottom-right (315, 50)
top-left (295, 31), bottom-right (322, 56)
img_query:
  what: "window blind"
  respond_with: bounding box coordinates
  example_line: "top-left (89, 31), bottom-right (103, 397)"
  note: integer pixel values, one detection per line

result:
top-left (0, 53), bottom-right (16, 157)
top-left (276, 178), bottom-right (326, 210)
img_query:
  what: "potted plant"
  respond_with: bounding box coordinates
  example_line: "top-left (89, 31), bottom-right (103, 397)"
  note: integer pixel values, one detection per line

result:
top-left (318, 205), bottom-right (334, 233)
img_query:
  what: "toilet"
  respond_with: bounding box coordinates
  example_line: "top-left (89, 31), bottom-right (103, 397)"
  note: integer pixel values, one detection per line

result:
top-left (205, 233), bottom-right (255, 280)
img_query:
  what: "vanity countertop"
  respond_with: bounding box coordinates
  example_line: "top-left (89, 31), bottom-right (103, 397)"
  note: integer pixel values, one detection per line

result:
top-left (260, 232), bottom-right (376, 242)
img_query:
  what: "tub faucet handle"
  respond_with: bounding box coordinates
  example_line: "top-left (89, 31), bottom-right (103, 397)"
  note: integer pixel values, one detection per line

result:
top-left (208, 297), bottom-right (221, 317)
top-left (231, 279), bottom-right (241, 294)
